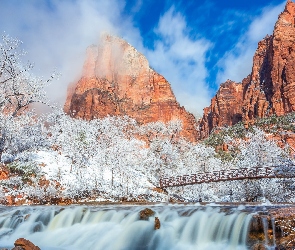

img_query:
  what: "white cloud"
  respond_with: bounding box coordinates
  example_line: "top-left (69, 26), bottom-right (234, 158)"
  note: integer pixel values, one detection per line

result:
top-left (217, 2), bottom-right (285, 84)
top-left (0, 0), bottom-right (134, 105)
top-left (145, 8), bottom-right (212, 117)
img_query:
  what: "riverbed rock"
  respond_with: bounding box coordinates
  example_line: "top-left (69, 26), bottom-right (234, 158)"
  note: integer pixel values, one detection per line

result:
top-left (12, 238), bottom-right (40, 250)
top-left (139, 208), bottom-right (155, 220)
top-left (251, 243), bottom-right (267, 250)
top-left (249, 207), bottom-right (295, 248)
top-left (248, 215), bottom-right (267, 244)
top-left (154, 217), bottom-right (161, 230)
top-left (24, 214), bottom-right (30, 221)
top-left (268, 207), bottom-right (295, 248)
top-left (64, 34), bottom-right (198, 142)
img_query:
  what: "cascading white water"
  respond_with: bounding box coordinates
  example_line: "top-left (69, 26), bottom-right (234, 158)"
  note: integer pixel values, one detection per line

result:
top-left (262, 217), bottom-right (270, 246)
top-left (0, 205), bottom-right (252, 250)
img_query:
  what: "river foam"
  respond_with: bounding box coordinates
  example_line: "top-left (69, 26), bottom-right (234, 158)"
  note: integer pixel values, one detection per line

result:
top-left (0, 205), bottom-right (252, 250)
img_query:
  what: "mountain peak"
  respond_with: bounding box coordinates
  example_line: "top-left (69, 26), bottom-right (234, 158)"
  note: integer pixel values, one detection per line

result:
top-left (282, 0), bottom-right (295, 19)
top-left (64, 35), bottom-right (199, 142)
top-left (285, 0), bottom-right (295, 9)
top-left (199, 1), bottom-right (295, 138)
top-left (82, 33), bottom-right (149, 81)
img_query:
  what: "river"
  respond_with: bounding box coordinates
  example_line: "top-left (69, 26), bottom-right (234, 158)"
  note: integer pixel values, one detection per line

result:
top-left (0, 204), bottom-right (278, 250)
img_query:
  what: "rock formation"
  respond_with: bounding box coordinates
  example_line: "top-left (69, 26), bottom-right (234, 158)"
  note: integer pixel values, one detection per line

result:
top-left (249, 207), bottom-right (295, 248)
top-left (200, 0), bottom-right (295, 138)
top-left (12, 238), bottom-right (40, 250)
top-left (65, 1), bottom-right (295, 141)
top-left (0, 164), bottom-right (9, 180)
top-left (243, 0), bottom-right (295, 122)
top-left (154, 217), bottom-right (161, 230)
top-left (139, 208), bottom-right (155, 220)
top-left (198, 80), bottom-right (244, 138)
top-left (65, 34), bottom-right (198, 142)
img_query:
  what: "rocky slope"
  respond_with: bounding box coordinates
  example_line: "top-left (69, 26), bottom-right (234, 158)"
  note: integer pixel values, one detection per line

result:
top-left (199, 0), bottom-right (295, 138)
top-left (64, 34), bottom-right (198, 142)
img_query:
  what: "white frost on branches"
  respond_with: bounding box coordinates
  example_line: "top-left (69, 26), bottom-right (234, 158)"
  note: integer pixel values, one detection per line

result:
top-left (0, 34), bottom-right (58, 116)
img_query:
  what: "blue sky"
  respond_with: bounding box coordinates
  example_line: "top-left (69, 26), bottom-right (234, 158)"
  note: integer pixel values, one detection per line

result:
top-left (0, 0), bottom-right (287, 116)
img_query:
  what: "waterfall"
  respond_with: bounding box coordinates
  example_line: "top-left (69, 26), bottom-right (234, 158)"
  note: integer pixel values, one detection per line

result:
top-left (262, 217), bottom-right (270, 246)
top-left (0, 205), bottom-right (252, 250)
top-left (271, 217), bottom-right (276, 246)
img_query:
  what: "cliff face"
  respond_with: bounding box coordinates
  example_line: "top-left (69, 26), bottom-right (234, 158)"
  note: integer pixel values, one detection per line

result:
top-left (64, 35), bottom-right (198, 142)
top-left (200, 0), bottom-right (295, 138)
top-left (199, 80), bottom-right (244, 138)
top-left (244, 0), bottom-right (295, 121)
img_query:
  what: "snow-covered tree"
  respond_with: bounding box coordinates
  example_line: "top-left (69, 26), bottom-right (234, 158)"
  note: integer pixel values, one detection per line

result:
top-left (0, 34), bottom-right (58, 116)
top-left (45, 112), bottom-right (151, 200)
top-left (235, 128), bottom-right (288, 168)
top-left (0, 33), bottom-right (59, 166)
top-left (0, 112), bottom-right (48, 158)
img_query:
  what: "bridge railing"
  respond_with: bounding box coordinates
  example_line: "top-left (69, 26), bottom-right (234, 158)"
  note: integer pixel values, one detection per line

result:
top-left (159, 165), bottom-right (295, 188)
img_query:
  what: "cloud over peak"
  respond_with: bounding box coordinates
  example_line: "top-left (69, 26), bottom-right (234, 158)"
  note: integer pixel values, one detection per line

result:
top-left (146, 7), bottom-right (212, 117)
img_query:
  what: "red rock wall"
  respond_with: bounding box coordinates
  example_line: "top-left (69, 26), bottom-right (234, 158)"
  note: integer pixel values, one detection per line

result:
top-left (64, 35), bottom-right (198, 142)
top-left (243, 0), bottom-right (295, 122)
top-left (199, 0), bottom-right (295, 138)
top-left (198, 80), bottom-right (244, 138)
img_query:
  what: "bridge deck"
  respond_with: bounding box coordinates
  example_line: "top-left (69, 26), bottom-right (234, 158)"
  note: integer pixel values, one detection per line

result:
top-left (159, 166), bottom-right (295, 188)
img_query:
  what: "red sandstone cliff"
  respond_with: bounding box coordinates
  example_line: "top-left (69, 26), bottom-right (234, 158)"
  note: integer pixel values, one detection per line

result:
top-left (64, 35), bottom-right (198, 142)
top-left (198, 80), bottom-right (244, 138)
top-left (244, 0), bottom-right (295, 120)
top-left (199, 0), bottom-right (295, 138)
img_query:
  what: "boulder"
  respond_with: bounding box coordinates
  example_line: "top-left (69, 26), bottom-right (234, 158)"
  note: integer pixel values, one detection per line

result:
top-left (12, 238), bottom-right (40, 250)
top-left (139, 208), bottom-right (155, 220)
top-left (251, 243), bottom-right (267, 250)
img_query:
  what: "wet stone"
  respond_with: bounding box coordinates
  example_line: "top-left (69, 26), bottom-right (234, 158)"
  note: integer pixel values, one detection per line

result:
top-left (251, 243), bottom-right (266, 250)
top-left (24, 214), bottom-right (30, 221)
top-left (12, 238), bottom-right (40, 250)
top-left (154, 217), bottom-right (161, 230)
top-left (139, 208), bottom-right (155, 220)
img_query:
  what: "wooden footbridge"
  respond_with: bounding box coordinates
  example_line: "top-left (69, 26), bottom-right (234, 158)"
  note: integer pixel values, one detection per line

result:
top-left (159, 165), bottom-right (295, 188)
